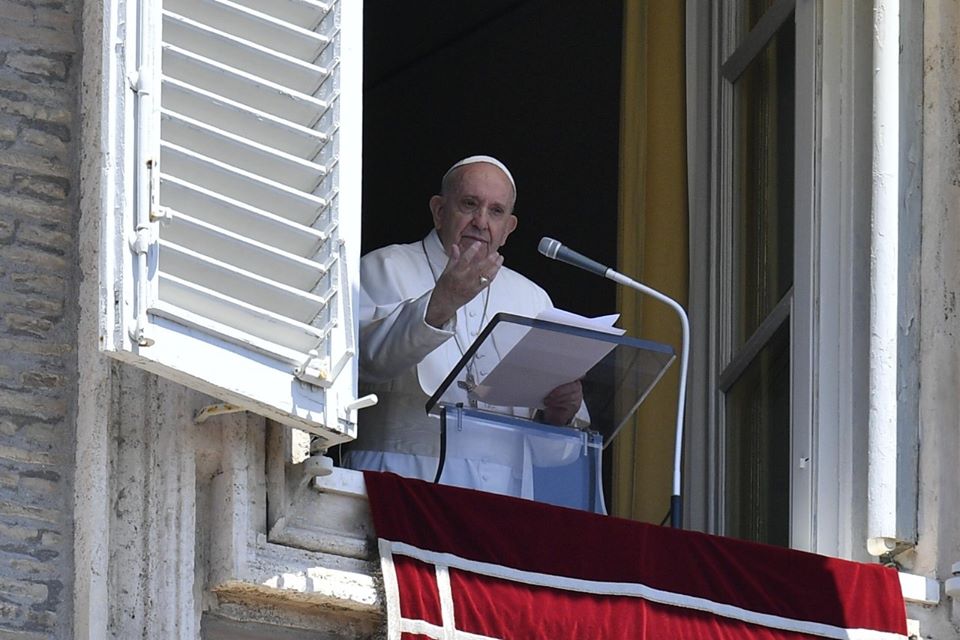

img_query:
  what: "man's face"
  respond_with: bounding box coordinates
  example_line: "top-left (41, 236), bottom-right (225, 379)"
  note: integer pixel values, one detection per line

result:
top-left (429, 163), bottom-right (518, 257)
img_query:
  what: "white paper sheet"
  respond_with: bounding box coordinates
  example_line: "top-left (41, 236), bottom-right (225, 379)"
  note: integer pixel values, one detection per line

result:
top-left (471, 311), bottom-right (623, 408)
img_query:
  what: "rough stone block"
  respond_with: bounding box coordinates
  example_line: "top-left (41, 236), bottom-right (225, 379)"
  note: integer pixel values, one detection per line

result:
top-left (0, 444), bottom-right (58, 466)
top-left (0, 21), bottom-right (77, 54)
top-left (4, 314), bottom-right (54, 339)
top-left (0, 152), bottom-right (69, 180)
top-left (21, 423), bottom-right (59, 448)
top-left (38, 531), bottom-right (60, 547)
top-left (19, 371), bottom-right (64, 389)
top-left (0, 626), bottom-right (51, 639)
top-left (16, 176), bottom-right (70, 201)
top-left (20, 130), bottom-right (69, 160)
top-left (0, 293), bottom-right (64, 320)
top-left (0, 121), bottom-right (17, 143)
top-left (0, 95), bottom-right (71, 127)
top-left (0, 389), bottom-right (66, 421)
top-left (3, 556), bottom-right (58, 580)
top-left (0, 194), bottom-right (71, 225)
top-left (0, 339), bottom-right (70, 358)
top-left (0, 577), bottom-right (48, 606)
top-left (0, 0), bottom-right (33, 23)
top-left (5, 53), bottom-right (66, 80)
top-left (10, 273), bottom-right (63, 297)
top-left (0, 521), bottom-right (38, 544)
top-left (25, 609), bottom-right (57, 630)
top-left (35, 7), bottom-right (76, 33)
top-left (0, 499), bottom-right (60, 525)
top-left (2, 74), bottom-right (72, 105)
top-left (0, 420), bottom-right (17, 436)
top-left (14, 224), bottom-right (72, 255)
top-left (18, 476), bottom-right (58, 495)
top-left (0, 365), bottom-right (13, 381)
top-left (0, 470), bottom-right (17, 491)
top-left (0, 218), bottom-right (15, 242)
top-left (0, 244), bottom-right (69, 273)
top-left (0, 600), bottom-right (24, 624)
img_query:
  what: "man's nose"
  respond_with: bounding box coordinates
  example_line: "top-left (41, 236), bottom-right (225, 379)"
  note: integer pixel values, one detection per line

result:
top-left (471, 208), bottom-right (490, 228)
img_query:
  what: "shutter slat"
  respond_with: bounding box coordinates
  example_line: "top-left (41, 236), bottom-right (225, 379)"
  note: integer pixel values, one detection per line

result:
top-left (159, 240), bottom-right (329, 324)
top-left (160, 210), bottom-right (333, 290)
top-left (157, 274), bottom-right (326, 354)
top-left (162, 10), bottom-right (328, 95)
top-left (150, 300), bottom-right (308, 366)
top-left (160, 142), bottom-right (327, 225)
top-left (161, 77), bottom-right (329, 159)
top-left (163, 0), bottom-right (330, 60)
top-left (162, 44), bottom-right (329, 126)
top-left (160, 175), bottom-right (330, 257)
top-left (229, 0), bottom-right (330, 29)
top-left (161, 109), bottom-right (325, 191)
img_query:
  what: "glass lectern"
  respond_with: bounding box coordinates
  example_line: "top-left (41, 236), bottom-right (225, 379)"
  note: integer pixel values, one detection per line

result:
top-left (425, 313), bottom-right (675, 514)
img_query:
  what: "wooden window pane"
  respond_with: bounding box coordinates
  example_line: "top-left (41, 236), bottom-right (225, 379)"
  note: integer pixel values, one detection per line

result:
top-left (724, 320), bottom-right (790, 546)
top-left (732, 21), bottom-right (795, 347)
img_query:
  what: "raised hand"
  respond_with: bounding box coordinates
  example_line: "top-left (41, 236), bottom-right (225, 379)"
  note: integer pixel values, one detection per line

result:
top-left (425, 241), bottom-right (503, 328)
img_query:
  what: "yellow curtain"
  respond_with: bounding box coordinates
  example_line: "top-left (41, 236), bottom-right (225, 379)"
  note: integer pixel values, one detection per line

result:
top-left (613, 0), bottom-right (688, 523)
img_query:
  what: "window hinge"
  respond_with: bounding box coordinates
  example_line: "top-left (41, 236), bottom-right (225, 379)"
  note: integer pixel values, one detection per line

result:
top-left (295, 347), bottom-right (355, 389)
top-left (127, 65), bottom-right (153, 95)
top-left (145, 158), bottom-right (166, 224)
top-left (150, 206), bottom-right (172, 224)
top-left (128, 223), bottom-right (155, 347)
top-left (129, 224), bottom-right (153, 255)
top-left (295, 349), bottom-right (331, 386)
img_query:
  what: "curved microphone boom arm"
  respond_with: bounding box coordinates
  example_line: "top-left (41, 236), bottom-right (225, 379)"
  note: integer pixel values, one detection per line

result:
top-left (538, 237), bottom-right (689, 528)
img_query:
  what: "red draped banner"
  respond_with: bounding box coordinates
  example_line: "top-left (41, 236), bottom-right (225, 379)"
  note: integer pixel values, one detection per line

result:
top-left (364, 471), bottom-right (907, 640)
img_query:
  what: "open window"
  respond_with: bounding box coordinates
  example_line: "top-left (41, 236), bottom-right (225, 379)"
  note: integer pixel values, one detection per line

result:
top-left (99, 0), bottom-right (363, 445)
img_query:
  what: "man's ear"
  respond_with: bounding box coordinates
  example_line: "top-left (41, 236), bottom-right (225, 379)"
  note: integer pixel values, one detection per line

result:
top-left (500, 214), bottom-right (518, 246)
top-left (429, 195), bottom-right (444, 228)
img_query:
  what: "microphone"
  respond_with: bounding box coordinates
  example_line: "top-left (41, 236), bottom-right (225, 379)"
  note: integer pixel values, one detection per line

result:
top-left (538, 235), bottom-right (691, 529)
top-left (537, 237), bottom-right (610, 278)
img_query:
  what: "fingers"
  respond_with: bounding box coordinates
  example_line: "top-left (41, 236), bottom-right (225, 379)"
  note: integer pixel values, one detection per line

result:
top-left (543, 380), bottom-right (582, 404)
top-left (442, 242), bottom-right (501, 291)
top-left (541, 380), bottom-right (583, 426)
top-left (426, 242), bottom-right (503, 328)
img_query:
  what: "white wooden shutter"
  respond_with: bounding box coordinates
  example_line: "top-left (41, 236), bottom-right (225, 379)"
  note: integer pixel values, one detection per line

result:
top-left (101, 0), bottom-right (363, 445)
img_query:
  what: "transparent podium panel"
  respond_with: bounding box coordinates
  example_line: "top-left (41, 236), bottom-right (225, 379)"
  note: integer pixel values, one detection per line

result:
top-left (439, 406), bottom-right (605, 513)
top-left (420, 313), bottom-right (675, 513)
top-left (426, 313), bottom-right (676, 444)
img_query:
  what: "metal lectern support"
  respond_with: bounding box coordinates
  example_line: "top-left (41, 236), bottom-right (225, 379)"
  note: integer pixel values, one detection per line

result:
top-left (606, 271), bottom-right (690, 529)
top-left (432, 403), bottom-right (462, 485)
top-left (538, 238), bottom-right (689, 527)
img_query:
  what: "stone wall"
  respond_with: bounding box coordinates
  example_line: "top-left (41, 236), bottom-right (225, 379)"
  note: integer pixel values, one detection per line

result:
top-left (915, 2), bottom-right (960, 637)
top-left (0, 0), bottom-right (80, 637)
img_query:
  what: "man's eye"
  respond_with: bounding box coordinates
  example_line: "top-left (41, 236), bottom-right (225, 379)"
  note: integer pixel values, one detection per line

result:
top-left (491, 208), bottom-right (504, 216)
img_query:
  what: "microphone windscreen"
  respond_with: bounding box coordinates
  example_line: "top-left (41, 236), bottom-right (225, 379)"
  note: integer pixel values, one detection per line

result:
top-left (538, 237), bottom-right (561, 259)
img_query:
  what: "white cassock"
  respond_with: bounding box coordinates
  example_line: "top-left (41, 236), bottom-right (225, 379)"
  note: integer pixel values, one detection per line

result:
top-left (344, 229), bottom-right (583, 498)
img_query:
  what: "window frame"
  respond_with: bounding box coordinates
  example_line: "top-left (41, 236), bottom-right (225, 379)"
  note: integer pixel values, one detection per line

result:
top-left (685, 0), bottom-right (869, 555)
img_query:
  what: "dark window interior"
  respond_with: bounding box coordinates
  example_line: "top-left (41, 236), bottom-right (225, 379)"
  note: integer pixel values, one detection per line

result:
top-left (362, 0), bottom-right (623, 318)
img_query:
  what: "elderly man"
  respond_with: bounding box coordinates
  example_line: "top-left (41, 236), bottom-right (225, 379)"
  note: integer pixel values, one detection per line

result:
top-left (344, 156), bottom-right (583, 496)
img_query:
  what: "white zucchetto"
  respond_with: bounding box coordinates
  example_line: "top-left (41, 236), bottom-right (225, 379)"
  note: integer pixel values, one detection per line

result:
top-left (441, 155), bottom-right (516, 197)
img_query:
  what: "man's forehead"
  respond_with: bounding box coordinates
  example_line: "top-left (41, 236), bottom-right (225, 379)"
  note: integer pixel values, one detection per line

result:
top-left (449, 167), bottom-right (516, 211)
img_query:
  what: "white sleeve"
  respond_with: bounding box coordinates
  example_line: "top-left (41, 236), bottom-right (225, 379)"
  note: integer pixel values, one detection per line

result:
top-left (359, 251), bottom-right (454, 384)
